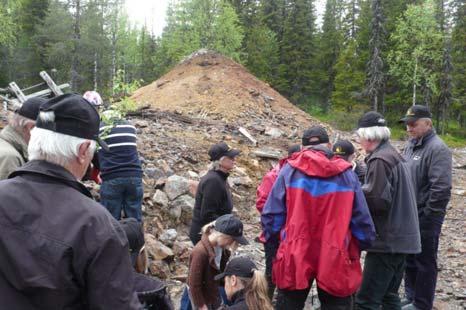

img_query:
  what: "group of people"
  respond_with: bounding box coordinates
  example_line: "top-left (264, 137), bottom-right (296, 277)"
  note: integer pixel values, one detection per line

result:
top-left (0, 90), bottom-right (452, 310)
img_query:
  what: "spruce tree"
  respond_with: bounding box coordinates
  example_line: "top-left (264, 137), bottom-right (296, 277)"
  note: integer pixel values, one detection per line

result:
top-left (366, 0), bottom-right (385, 112)
top-left (280, 0), bottom-right (317, 104)
top-left (451, 0), bottom-right (466, 127)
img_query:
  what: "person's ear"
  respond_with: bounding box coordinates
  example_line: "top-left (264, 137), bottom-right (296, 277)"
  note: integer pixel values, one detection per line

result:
top-left (231, 275), bottom-right (238, 287)
top-left (77, 141), bottom-right (91, 164)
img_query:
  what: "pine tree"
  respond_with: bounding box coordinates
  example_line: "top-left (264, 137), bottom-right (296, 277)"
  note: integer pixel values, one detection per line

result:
top-left (332, 39), bottom-right (365, 113)
top-left (451, 0), bottom-right (466, 127)
top-left (342, 0), bottom-right (361, 40)
top-left (316, 0), bottom-right (343, 111)
top-left (280, 0), bottom-right (318, 104)
top-left (366, 0), bottom-right (385, 112)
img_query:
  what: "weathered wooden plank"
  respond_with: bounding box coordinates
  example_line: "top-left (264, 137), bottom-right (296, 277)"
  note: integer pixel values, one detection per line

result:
top-left (40, 71), bottom-right (64, 96)
top-left (8, 82), bottom-right (26, 103)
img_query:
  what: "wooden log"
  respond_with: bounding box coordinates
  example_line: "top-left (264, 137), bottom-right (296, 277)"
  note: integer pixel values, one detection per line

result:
top-left (238, 126), bottom-right (258, 146)
top-left (40, 71), bottom-right (64, 96)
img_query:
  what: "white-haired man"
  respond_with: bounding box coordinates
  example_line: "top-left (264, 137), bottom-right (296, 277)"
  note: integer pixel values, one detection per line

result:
top-left (0, 97), bottom-right (46, 179)
top-left (355, 111), bottom-right (421, 309)
top-left (0, 94), bottom-right (141, 309)
top-left (399, 105), bottom-right (452, 310)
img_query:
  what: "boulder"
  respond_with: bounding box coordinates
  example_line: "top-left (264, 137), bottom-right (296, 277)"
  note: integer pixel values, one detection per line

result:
top-left (173, 241), bottom-right (193, 261)
top-left (145, 167), bottom-right (166, 180)
top-left (165, 175), bottom-right (190, 200)
top-left (265, 127), bottom-right (284, 138)
top-left (159, 228), bottom-right (178, 247)
top-left (149, 260), bottom-right (171, 279)
top-left (152, 190), bottom-right (169, 207)
top-left (172, 195), bottom-right (195, 224)
top-left (145, 233), bottom-right (174, 260)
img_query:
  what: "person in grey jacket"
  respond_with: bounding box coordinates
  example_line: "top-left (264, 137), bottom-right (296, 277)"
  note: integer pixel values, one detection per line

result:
top-left (0, 94), bottom-right (141, 309)
top-left (0, 97), bottom-right (45, 180)
top-left (354, 112), bottom-right (421, 310)
top-left (400, 105), bottom-right (452, 310)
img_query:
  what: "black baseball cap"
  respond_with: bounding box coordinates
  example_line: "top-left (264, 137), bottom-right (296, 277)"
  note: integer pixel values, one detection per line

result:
top-left (120, 218), bottom-right (145, 266)
top-left (215, 214), bottom-right (249, 245)
top-left (36, 94), bottom-right (109, 151)
top-left (399, 105), bottom-right (432, 123)
top-left (214, 256), bottom-right (257, 280)
top-left (302, 126), bottom-right (329, 146)
top-left (333, 140), bottom-right (355, 157)
top-left (16, 97), bottom-right (47, 121)
top-left (208, 142), bottom-right (240, 161)
top-left (357, 111), bottom-right (387, 129)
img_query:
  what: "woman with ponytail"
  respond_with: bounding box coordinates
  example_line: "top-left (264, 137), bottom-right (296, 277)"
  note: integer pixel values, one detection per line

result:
top-left (187, 214), bottom-right (249, 310)
top-left (215, 256), bottom-right (273, 310)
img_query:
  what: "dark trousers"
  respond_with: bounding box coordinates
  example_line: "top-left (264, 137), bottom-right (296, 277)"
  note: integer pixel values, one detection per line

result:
top-left (100, 177), bottom-right (143, 221)
top-left (264, 241), bottom-right (279, 300)
top-left (404, 215), bottom-right (444, 310)
top-left (276, 284), bottom-right (353, 310)
top-left (355, 252), bottom-right (406, 310)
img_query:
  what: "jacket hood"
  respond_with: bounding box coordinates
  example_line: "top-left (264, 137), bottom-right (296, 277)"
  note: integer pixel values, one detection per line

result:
top-left (287, 148), bottom-right (351, 178)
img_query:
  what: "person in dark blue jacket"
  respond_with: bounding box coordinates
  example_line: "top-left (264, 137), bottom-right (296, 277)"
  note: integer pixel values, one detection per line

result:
top-left (98, 110), bottom-right (143, 221)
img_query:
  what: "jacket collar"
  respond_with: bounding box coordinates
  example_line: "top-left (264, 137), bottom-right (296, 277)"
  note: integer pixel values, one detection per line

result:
top-left (0, 125), bottom-right (28, 161)
top-left (9, 160), bottom-right (93, 198)
top-left (201, 233), bottom-right (220, 270)
top-left (409, 129), bottom-right (436, 148)
top-left (230, 289), bottom-right (246, 305)
top-left (212, 169), bottom-right (229, 180)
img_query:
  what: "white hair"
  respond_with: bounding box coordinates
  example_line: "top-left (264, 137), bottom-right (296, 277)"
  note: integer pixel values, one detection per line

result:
top-left (208, 156), bottom-right (228, 171)
top-left (357, 126), bottom-right (391, 141)
top-left (28, 127), bottom-right (96, 167)
top-left (8, 113), bottom-right (35, 130)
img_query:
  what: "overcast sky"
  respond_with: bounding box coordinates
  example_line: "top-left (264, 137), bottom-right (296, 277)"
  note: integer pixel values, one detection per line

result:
top-left (126, 0), bottom-right (327, 37)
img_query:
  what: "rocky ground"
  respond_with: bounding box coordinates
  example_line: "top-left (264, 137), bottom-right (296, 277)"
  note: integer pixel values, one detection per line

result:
top-left (1, 50), bottom-right (464, 309)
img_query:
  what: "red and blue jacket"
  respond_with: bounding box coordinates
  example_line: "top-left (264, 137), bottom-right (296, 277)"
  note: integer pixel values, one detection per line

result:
top-left (261, 148), bottom-right (376, 297)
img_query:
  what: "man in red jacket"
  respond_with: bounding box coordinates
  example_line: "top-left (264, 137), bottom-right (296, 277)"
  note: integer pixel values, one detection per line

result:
top-left (261, 126), bottom-right (376, 310)
top-left (256, 144), bottom-right (301, 299)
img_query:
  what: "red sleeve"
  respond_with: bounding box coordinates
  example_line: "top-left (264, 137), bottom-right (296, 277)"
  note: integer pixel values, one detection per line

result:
top-left (256, 167), bottom-right (279, 214)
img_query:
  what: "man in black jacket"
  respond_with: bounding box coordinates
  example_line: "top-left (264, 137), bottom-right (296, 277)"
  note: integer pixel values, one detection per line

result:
top-left (400, 105), bottom-right (452, 310)
top-left (189, 142), bottom-right (240, 245)
top-left (355, 111), bottom-right (421, 310)
top-left (0, 94), bottom-right (141, 309)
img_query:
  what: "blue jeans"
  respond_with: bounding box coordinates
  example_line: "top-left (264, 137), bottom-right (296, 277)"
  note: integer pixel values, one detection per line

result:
top-left (100, 177), bottom-right (143, 221)
top-left (404, 214), bottom-right (444, 310)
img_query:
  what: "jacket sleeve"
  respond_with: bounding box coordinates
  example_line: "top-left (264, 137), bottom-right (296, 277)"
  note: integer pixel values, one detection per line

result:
top-left (261, 165), bottom-right (288, 242)
top-left (85, 222), bottom-right (142, 309)
top-left (199, 178), bottom-right (225, 224)
top-left (0, 153), bottom-right (22, 180)
top-left (362, 158), bottom-right (392, 215)
top-left (187, 250), bottom-right (208, 307)
top-left (256, 168), bottom-right (278, 214)
top-left (348, 171), bottom-right (376, 250)
top-left (426, 146), bottom-right (452, 213)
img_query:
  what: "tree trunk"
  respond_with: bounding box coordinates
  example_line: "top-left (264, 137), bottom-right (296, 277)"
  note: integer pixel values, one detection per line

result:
top-left (412, 57), bottom-right (418, 106)
top-left (71, 0), bottom-right (81, 91)
top-left (94, 52), bottom-right (98, 90)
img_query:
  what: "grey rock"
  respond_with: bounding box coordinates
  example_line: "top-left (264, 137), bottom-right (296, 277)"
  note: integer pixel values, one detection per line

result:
top-left (153, 190), bottom-right (169, 207)
top-left (165, 175), bottom-right (190, 200)
top-left (145, 233), bottom-right (174, 260)
top-left (145, 167), bottom-right (166, 180)
top-left (264, 127), bottom-right (284, 138)
top-left (159, 229), bottom-right (178, 247)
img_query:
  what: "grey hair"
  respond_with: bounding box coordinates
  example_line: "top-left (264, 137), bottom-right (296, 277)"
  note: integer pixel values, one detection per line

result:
top-left (208, 156), bottom-right (227, 170)
top-left (357, 126), bottom-right (391, 141)
top-left (8, 113), bottom-right (35, 130)
top-left (28, 127), bottom-right (96, 167)
top-left (418, 118), bottom-right (433, 126)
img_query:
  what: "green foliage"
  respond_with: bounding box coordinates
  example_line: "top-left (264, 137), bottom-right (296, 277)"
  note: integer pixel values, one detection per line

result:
top-left (154, 0), bottom-right (244, 74)
top-left (0, 0), bottom-right (20, 46)
top-left (332, 39), bottom-right (366, 112)
top-left (387, 0), bottom-right (443, 105)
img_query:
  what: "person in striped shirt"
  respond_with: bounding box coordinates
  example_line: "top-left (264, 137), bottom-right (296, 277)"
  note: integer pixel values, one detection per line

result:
top-left (97, 109), bottom-right (143, 222)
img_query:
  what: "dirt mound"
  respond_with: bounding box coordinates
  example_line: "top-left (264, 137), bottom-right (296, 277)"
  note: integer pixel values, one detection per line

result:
top-left (132, 49), bottom-right (313, 126)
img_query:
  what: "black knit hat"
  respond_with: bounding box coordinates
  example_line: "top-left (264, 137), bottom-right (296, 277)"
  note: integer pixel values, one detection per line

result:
top-left (214, 256), bottom-right (257, 280)
top-left (302, 126), bottom-right (329, 146)
top-left (36, 94), bottom-right (109, 150)
top-left (16, 97), bottom-right (47, 121)
top-left (357, 111), bottom-right (387, 129)
top-left (399, 105), bottom-right (432, 123)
